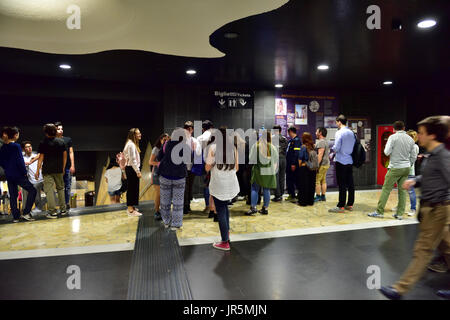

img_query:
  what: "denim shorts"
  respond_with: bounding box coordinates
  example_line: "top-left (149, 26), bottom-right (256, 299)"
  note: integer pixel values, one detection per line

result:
top-left (152, 173), bottom-right (160, 186)
top-left (108, 190), bottom-right (122, 196)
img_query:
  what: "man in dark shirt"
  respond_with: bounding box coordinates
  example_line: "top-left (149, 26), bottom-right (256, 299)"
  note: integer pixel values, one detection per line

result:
top-left (37, 124), bottom-right (67, 219)
top-left (273, 125), bottom-right (288, 202)
top-left (380, 116), bottom-right (450, 300)
top-left (0, 126), bottom-right (36, 222)
top-left (286, 126), bottom-right (302, 202)
top-left (55, 122), bottom-right (75, 210)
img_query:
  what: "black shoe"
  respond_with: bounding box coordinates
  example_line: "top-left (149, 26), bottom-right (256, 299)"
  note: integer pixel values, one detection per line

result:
top-left (183, 206), bottom-right (191, 215)
top-left (436, 290), bottom-right (450, 299)
top-left (245, 207), bottom-right (257, 216)
top-left (213, 215), bottom-right (219, 222)
top-left (379, 286), bottom-right (402, 300)
top-left (154, 211), bottom-right (162, 220)
top-left (208, 211), bottom-right (215, 218)
top-left (258, 207), bottom-right (268, 215)
top-left (273, 197), bottom-right (282, 202)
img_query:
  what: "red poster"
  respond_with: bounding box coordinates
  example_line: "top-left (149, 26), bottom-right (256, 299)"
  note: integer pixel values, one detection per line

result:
top-left (377, 125), bottom-right (394, 185)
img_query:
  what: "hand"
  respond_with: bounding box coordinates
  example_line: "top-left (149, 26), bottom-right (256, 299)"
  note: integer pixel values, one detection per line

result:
top-left (402, 179), bottom-right (415, 190)
top-left (137, 172), bottom-right (142, 178)
top-left (25, 162), bottom-right (30, 166)
top-left (291, 165), bottom-right (296, 172)
top-left (70, 166), bottom-right (75, 175)
top-left (35, 172), bottom-right (40, 180)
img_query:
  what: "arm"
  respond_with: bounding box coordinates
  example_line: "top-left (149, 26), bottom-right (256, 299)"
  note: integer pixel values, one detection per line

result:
top-left (235, 149), bottom-right (239, 173)
top-left (384, 135), bottom-right (393, 156)
top-left (127, 143), bottom-right (140, 175)
top-left (17, 146), bottom-right (27, 176)
top-left (332, 131), bottom-right (342, 153)
top-left (205, 146), bottom-right (215, 172)
top-left (35, 154), bottom-right (44, 180)
top-left (62, 151), bottom-right (67, 173)
top-left (149, 153), bottom-right (159, 167)
top-left (410, 144), bottom-right (419, 167)
top-left (26, 153), bottom-right (40, 166)
top-left (317, 148), bottom-right (325, 166)
top-left (69, 147), bottom-right (75, 174)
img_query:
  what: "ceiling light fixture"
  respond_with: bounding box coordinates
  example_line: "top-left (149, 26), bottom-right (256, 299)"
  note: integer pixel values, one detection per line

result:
top-left (317, 65), bottom-right (329, 70)
top-left (186, 69), bottom-right (196, 75)
top-left (59, 64), bottom-right (71, 70)
top-left (417, 19), bottom-right (437, 29)
top-left (383, 81), bottom-right (393, 85)
top-left (275, 84), bottom-right (283, 88)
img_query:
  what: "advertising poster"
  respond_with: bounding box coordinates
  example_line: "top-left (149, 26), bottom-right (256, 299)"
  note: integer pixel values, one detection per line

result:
top-left (275, 92), bottom-right (339, 187)
top-left (275, 115), bottom-right (288, 136)
top-left (377, 125), bottom-right (394, 185)
top-left (348, 117), bottom-right (372, 163)
top-left (295, 104), bottom-right (308, 125)
top-left (275, 98), bottom-right (287, 115)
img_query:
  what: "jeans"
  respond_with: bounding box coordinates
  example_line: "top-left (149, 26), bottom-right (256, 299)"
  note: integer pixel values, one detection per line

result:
top-left (251, 183), bottom-right (270, 208)
top-left (213, 196), bottom-right (230, 242)
top-left (8, 176), bottom-right (37, 219)
top-left (407, 175), bottom-right (417, 211)
top-left (63, 169), bottom-right (72, 206)
top-left (335, 162), bottom-right (354, 208)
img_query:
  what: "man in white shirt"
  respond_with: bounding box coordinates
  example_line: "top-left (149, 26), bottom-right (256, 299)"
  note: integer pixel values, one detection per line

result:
top-left (22, 141), bottom-right (46, 213)
top-left (196, 120), bottom-right (214, 213)
top-left (368, 121), bottom-right (417, 219)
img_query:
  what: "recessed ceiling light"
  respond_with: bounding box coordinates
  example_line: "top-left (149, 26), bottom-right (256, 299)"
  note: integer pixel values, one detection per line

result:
top-left (224, 32), bottom-right (239, 39)
top-left (317, 65), bottom-right (329, 70)
top-left (417, 19), bottom-right (436, 29)
top-left (383, 81), bottom-right (393, 85)
top-left (186, 69), bottom-right (196, 75)
top-left (275, 84), bottom-right (283, 88)
top-left (59, 64), bottom-right (71, 70)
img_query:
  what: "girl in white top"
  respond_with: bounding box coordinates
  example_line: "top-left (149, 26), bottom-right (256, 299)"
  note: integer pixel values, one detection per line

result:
top-left (123, 128), bottom-right (142, 217)
top-left (105, 162), bottom-right (124, 204)
top-left (206, 127), bottom-right (239, 251)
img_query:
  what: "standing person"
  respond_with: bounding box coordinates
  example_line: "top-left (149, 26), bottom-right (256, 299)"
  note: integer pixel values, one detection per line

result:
top-left (368, 121), bottom-right (417, 219)
top-left (246, 131), bottom-right (278, 215)
top-left (149, 133), bottom-right (169, 220)
top-left (406, 130), bottom-right (419, 216)
top-left (0, 127), bottom-right (37, 222)
top-left (297, 132), bottom-right (317, 206)
top-left (123, 128), bottom-right (142, 217)
top-left (105, 160), bottom-right (124, 204)
top-left (273, 125), bottom-right (288, 202)
top-left (197, 120), bottom-right (214, 213)
top-left (314, 127), bottom-right (330, 202)
top-left (183, 121), bottom-right (201, 215)
top-left (206, 127), bottom-right (240, 251)
top-left (286, 127), bottom-right (302, 202)
top-left (329, 115), bottom-right (356, 213)
top-left (157, 128), bottom-right (188, 230)
top-left (36, 124), bottom-right (67, 219)
top-left (379, 116), bottom-right (450, 300)
top-left (55, 122), bottom-right (75, 211)
top-left (22, 141), bottom-right (45, 213)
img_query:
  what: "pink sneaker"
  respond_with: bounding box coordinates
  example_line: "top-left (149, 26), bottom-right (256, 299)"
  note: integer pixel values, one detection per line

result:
top-left (127, 210), bottom-right (142, 217)
top-left (213, 241), bottom-right (230, 251)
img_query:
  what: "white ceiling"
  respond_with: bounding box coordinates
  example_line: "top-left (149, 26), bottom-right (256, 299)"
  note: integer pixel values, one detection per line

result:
top-left (0, 0), bottom-right (288, 57)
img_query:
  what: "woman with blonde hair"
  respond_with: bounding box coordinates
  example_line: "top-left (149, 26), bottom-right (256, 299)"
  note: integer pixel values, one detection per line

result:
top-left (123, 128), bottom-right (142, 217)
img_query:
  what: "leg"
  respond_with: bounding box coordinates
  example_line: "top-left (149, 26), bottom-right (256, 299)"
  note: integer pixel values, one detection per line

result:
top-left (407, 175), bottom-right (417, 211)
top-left (251, 183), bottom-right (260, 208)
top-left (437, 224), bottom-right (450, 268)
top-left (375, 168), bottom-right (398, 214)
top-left (286, 167), bottom-right (295, 197)
top-left (345, 164), bottom-right (355, 206)
top-left (63, 169), bottom-right (71, 206)
top-left (43, 174), bottom-right (57, 214)
top-left (154, 185), bottom-right (161, 211)
top-left (298, 167), bottom-right (308, 206)
top-left (263, 188), bottom-right (271, 208)
top-left (396, 168), bottom-right (411, 216)
top-left (126, 167), bottom-right (139, 210)
top-left (159, 177), bottom-right (173, 225)
top-left (393, 204), bottom-right (449, 295)
top-left (335, 162), bottom-right (346, 208)
top-left (53, 173), bottom-right (66, 212)
top-left (309, 170), bottom-right (317, 205)
top-left (213, 197), bottom-right (229, 242)
top-left (7, 180), bottom-right (20, 219)
top-left (34, 182), bottom-right (45, 210)
top-left (18, 178), bottom-right (37, 215)
top-left (171, 178), bottom-right (186, 227)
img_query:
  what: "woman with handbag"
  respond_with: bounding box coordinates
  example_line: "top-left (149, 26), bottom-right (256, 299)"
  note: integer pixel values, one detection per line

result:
top-left (149, 133), bottom-right (169, 220)
top-left (297, 132), bottom-right (317, 206)
top-left (123, 128), bottom-right (142, 217)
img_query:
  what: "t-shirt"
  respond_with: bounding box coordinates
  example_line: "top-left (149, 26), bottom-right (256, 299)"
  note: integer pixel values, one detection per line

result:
top-left (38, 137), bottom-right (66, 175)
top-left (105, 167), bottom-right (122, 192)
top-left (151, 147), bottom-right (160, 174)
top-left (23, 153), bottom-right (43, 184)
top-left (316, 139), bottom-right (330, 166)
top-left (62, 136), bottom-right (73, 170)
top-left (298, 146), bottom-right (309, 162)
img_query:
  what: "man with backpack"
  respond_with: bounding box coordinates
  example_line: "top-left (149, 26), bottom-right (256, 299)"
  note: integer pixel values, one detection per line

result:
top-left (368, 121), bottom-right (417, 219)
top-left (329, 115), bottom-right (356, 213)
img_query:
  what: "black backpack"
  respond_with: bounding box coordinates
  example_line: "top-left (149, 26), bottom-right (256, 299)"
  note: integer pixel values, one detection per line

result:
top-left (351, 133), bottom-right (366, 168)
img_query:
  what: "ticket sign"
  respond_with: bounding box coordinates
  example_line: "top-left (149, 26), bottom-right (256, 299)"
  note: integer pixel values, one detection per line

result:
top-left (377, 125), bottom-right (394, 185)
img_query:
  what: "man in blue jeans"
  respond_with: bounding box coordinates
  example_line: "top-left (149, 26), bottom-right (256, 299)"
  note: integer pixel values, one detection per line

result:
top-left (0, 126), bottom-right (37, 222)
top-left (55, 122), bottom-right (75, 210)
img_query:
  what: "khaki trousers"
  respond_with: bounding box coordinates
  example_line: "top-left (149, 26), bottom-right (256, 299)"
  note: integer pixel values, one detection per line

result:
top-left (393, 202), bottom-right (450, 294)
top-left (43, 173), bottom-right (66, 214)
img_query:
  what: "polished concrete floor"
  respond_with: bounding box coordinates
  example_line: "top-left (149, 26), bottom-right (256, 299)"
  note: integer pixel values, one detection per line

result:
top-left (0, 190), bottom-right (448, 300)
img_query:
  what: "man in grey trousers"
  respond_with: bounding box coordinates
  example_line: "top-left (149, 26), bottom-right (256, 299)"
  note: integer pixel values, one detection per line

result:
top-left (273, 125), bottom-right (288, 202)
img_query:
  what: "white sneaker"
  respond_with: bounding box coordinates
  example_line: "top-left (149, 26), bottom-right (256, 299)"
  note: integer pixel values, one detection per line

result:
top-left (21, 214), bottom-right (35, 221)
top-left (408, 209), bottom-right (416, 217)
top-left (31, 208), bottom-right (42, 214)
